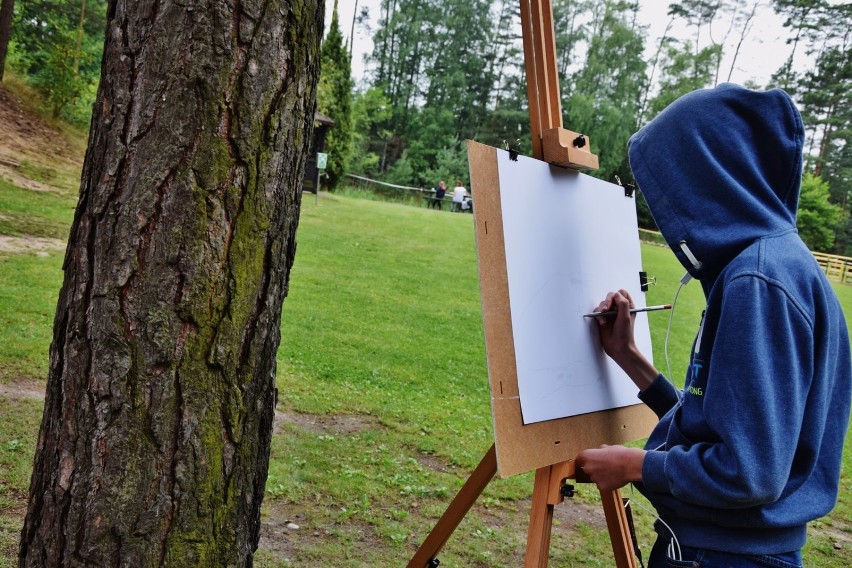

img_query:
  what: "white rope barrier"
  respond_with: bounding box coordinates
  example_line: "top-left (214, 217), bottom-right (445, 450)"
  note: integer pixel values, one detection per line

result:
top-left (346, 173), bottom-right (427, 192)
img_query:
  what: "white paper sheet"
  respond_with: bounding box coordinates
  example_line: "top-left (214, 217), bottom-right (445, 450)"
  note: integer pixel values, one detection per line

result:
top-left (496, 150), bottom-right (654, 424)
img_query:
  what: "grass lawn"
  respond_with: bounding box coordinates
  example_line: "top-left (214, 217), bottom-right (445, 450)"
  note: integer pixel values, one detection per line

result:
top-left (1, 188), bottom-right (851, 566)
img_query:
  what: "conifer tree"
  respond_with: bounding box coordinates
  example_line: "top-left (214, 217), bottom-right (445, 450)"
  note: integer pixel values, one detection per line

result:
top-left (19, 1), bottom-right (323, 564)
top-left (319, 0), bottom-right (353, 190)
top-left (0, 0), bottom-right (13, 81)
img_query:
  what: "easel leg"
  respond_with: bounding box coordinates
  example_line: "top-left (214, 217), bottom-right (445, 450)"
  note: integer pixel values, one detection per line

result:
top-left (600, 488), bottom-right (638, 568)
top-left (407, 445), bottom-right (497, 568)
top-left (524, 466), bottom-right (557, 568)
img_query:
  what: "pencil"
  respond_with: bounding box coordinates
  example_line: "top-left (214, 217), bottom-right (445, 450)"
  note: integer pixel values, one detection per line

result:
top-left (583, 304), bottom-right (672, 318)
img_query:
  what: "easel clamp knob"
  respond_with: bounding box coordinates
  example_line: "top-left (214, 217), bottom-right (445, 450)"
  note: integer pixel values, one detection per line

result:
top-left (541, 127), bottom-right (600, 170)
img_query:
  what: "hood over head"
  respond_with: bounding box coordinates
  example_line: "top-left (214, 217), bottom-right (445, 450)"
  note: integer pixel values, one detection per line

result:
top-left (628, 83), bottom-right (804, 280)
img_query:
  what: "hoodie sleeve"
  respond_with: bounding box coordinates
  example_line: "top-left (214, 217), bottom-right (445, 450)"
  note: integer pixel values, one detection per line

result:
top-left (642, 274), bottom-right (813, 509)
top-left (638, 373), bottom-right (681, 418)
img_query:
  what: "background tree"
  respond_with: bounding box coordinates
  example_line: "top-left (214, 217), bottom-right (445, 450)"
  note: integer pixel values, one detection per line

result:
top-left (0, 0), bottom-right (13, 81)
top-left (349, 86), bottom-right (392, 177)
top-left (318, 0), bottom-right (354, 190)
top-left (775, 1), bottom-right (851, 253)
top-left (409, 0), bottom-right (494, 183)
top-left (565, 0), bottom-right (647, 181)
top-left (471, 2), bottom-right (530, 156)
top-left (7, 0), bottom-right (106, 120)
top-left (19, 0), bottom-right (322, 565)
top-left (797, 172), bottom-right (843, 251)
top-left (370, 0), bottom-right (432, 170)
top-left (338, 0), bottom-right (849, 243)
top-left (771, 0), bottom-right (827, 90)
top-left (367, 0), bottom-right (501, 184)
top-left (719, 0), bottom-right (761, 84)
top-left (796, 22), bottom-right (850, 177)
top-left (646, 38), bottom-right (718, 117)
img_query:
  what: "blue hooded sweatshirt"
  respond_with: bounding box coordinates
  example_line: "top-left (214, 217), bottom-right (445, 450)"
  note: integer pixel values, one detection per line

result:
top-left (628, 84), bottom-right (852, 554)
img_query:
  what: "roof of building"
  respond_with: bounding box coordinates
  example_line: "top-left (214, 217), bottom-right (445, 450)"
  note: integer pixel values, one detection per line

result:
top-left (315, 111), bottom-right (335, 126)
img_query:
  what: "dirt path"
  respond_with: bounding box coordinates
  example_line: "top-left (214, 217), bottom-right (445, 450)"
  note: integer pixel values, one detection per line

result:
top-left (0, 235), bottom-right (66, 255)
top-left (0, 378), bottom-right (45, 401)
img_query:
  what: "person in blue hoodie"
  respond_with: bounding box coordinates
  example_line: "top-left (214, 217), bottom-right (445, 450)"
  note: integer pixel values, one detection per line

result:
top-left (576, 84), bottom-right (852, 567)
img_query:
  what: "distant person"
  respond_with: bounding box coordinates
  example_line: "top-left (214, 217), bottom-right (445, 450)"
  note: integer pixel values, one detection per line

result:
top-left (452, 180), bottom-right (469, 212)
top-left (430, 180), bottom-right (447, 210)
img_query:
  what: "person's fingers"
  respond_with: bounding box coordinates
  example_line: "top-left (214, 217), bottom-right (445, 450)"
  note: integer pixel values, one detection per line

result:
top-left (609, 291), bottom-right (631, 317)
top-left (594, 292), bottom-right (617, 314)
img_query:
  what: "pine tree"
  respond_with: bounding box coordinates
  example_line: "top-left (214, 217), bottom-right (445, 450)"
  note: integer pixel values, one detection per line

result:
top-left (784, 2), bottom-right (851, 253)
top-left (319, 0), bottom-right (353, 190)
top-left (19, 0), bottom-right (323, 563)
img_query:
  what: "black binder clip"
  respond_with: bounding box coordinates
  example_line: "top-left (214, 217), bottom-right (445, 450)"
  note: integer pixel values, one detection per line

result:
top-left (504, 139), bottom-right (520, 162)
top-left (639, 271), bottom-right (657, 292)
top-left (614, 174), bottom-right (635, 198)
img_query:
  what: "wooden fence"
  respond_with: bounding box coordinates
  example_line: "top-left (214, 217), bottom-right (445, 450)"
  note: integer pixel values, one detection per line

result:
top-left (813, 252), bottom-right (852, 285)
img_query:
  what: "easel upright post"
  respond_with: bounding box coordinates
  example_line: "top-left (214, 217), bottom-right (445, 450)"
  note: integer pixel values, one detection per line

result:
top-left (519, 0), bottom-right (562, 157)
top-left (519, 0), bottom-right (599, 170)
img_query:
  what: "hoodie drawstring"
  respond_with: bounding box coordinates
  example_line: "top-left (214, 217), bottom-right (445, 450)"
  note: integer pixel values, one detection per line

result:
top-left (679, 241), bottom-right (703, 271)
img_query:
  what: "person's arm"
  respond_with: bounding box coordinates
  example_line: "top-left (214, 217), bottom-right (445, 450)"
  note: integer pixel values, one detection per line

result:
top-left (643, 276), bottom-right (813, 510)
top-left (575, 289), bottom-right (677, 492)
top-left (593, 289), bottom-right (680, 416)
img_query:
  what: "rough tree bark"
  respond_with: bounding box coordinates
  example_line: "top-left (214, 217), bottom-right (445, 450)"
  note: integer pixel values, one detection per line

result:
top-left (19, 0), bottom-right (322, 565)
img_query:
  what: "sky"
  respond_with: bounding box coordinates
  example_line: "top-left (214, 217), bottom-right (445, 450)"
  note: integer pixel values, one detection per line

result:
top-left (324, 0), bottom-right (796, 89)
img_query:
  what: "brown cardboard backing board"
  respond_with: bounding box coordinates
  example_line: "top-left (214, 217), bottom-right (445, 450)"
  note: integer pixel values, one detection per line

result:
top-left (467, 139), bottom-right (657, 478)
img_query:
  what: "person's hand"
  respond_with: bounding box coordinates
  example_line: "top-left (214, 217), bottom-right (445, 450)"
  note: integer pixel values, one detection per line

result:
top-left (575, 445), bottom-right (646, 492)
top-left (593, 289), bottom-right (638, 366)
top-left (591, 289), bottom-right (659, 391)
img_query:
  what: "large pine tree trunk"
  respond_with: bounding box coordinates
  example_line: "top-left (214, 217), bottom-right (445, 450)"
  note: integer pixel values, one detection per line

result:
top-left (20, 1), bottom-right (322, 565)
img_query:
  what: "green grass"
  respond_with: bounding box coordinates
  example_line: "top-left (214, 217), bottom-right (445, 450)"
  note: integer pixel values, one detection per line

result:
top-left (0, 397), bottom-right (41, 567)
top-left (1, 190), bottom-right (851, 565)
top-left (0, 253), bottom-right (64, 381)
top-left (0, 143), bottom-right (77, 380)
top-left (277, 196), bottom-right (493, 468)
top-left (0, 178), bottom-right (77, 239)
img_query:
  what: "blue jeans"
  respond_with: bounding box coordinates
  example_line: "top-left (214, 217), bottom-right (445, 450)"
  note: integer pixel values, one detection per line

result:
top-left (646, 537), bottom-right (803, 568)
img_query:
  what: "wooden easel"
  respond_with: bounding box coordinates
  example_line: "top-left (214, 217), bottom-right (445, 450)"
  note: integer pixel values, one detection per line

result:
top-left (408, 1), bottom-right (638, 566)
